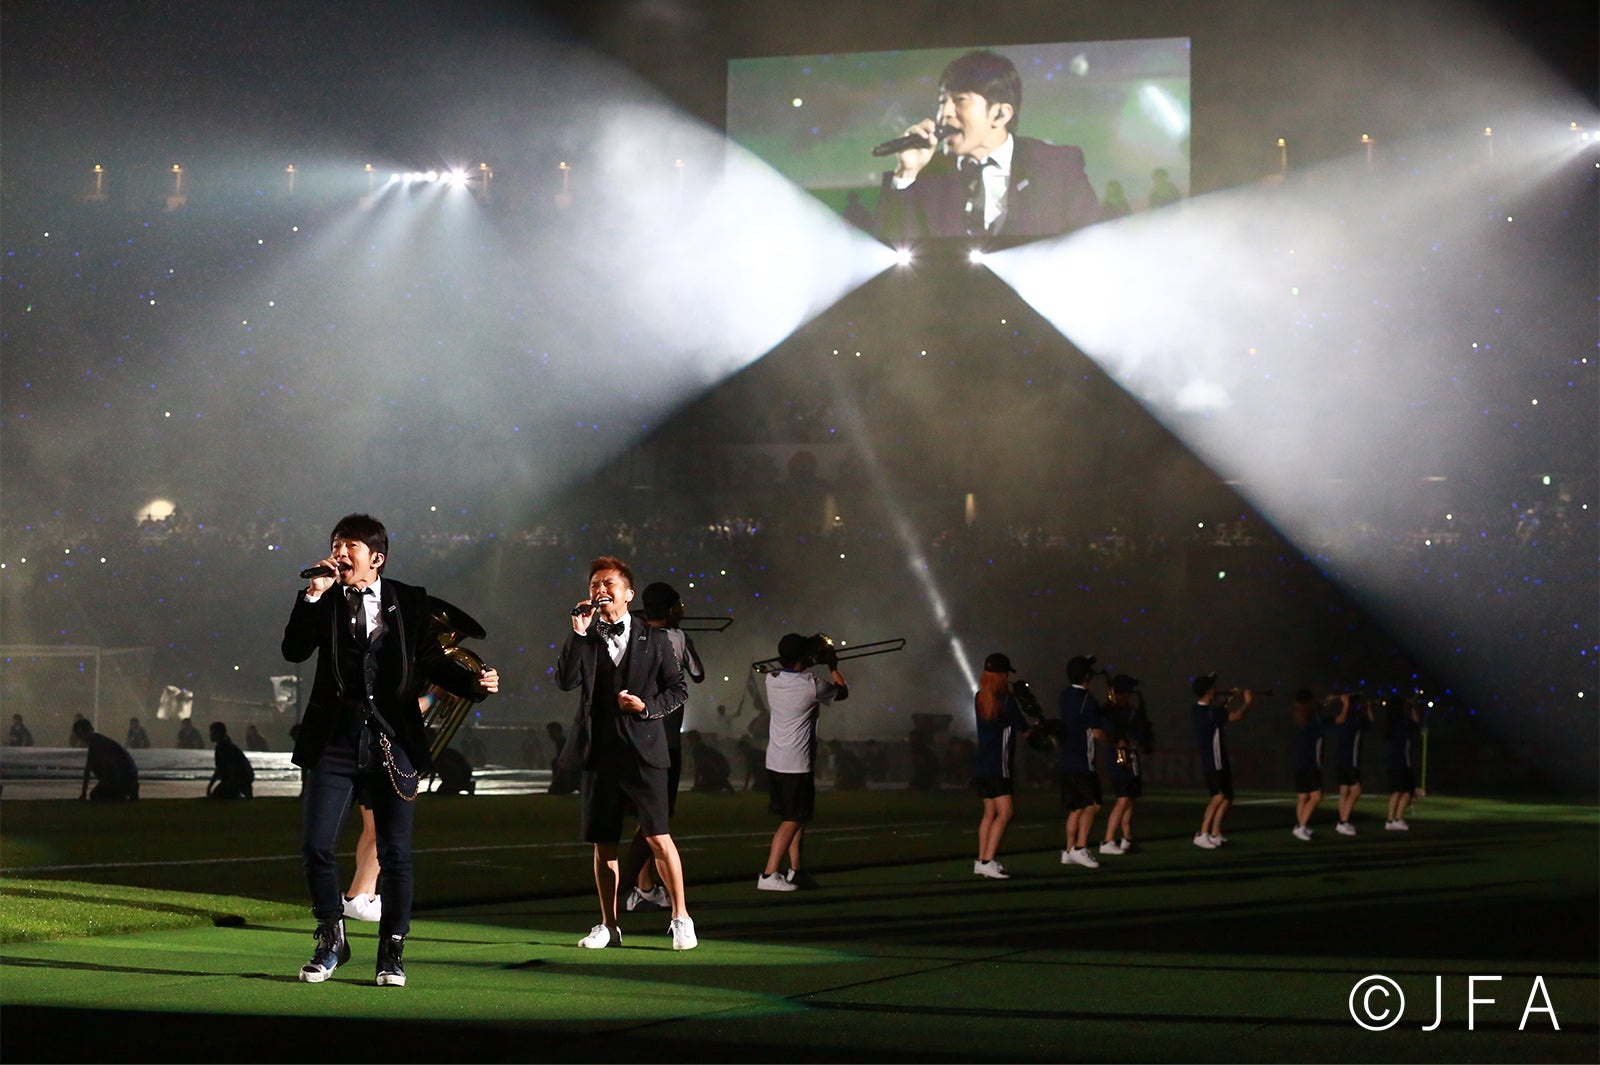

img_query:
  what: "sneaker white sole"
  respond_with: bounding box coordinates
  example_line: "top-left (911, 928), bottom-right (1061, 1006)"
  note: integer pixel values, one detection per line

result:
top-left (299, 966), bottom-right (334, 983)
top-left (376, 972), bottom-right (406, 987)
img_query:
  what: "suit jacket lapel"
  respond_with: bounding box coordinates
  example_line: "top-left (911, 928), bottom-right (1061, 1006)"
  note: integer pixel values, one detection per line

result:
top-left (624, 626), bottom-right (652, 695)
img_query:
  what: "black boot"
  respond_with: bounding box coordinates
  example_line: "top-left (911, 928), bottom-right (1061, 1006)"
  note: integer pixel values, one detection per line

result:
top-left (298, 918), bottom-right (350, 983)
top-left (375, 933), bottom-right (406, 987)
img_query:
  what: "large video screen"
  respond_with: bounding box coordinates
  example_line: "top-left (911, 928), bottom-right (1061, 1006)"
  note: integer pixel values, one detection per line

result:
top-left (728, 39), bottom-right (1190, 243)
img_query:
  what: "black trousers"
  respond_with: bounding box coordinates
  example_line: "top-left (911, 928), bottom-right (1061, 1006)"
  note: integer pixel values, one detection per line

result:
top-left (301, 730), bottom-right (414, 939)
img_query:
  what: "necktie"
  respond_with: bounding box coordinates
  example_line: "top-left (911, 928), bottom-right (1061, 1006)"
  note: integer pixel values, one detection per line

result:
top-left (347, 587), bottom-right (368, 639)
top-left (962, 157), bottom-right (992, 236)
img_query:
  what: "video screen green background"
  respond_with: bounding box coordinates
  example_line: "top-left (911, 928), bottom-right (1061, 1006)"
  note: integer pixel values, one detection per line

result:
top-left (729, 38), bottom-right (1191, 221)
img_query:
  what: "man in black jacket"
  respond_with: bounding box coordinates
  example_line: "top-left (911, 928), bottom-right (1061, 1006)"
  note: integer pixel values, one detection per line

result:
top-left (556, 556), bottom-right (695, 951)
top-left (283, 513), bottom-right (498, 988)
top-left (875, 50), bottom-right (1101, 240)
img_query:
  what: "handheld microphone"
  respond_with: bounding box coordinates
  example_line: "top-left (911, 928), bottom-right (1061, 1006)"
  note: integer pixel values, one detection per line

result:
top-left (871, 124), bottom-right (957, 157)
top-left (299, 564), bottom-right (337, 580)
top-left (570, 595), bottom-right (612, 618)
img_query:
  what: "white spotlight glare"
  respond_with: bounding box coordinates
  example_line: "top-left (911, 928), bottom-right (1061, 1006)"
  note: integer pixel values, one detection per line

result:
top-left (423, 170), bottom-right (440, 183)
top-left (968, 248), bottom-right (987, 265)
top-left (1138, 84), bottom-right (1189, 136)
top-left (894, 247), bottom-right (914, 267)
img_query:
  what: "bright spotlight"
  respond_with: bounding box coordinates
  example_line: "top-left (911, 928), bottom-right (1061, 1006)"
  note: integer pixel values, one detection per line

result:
top-left (1138, 84), bottom-right (1189, 136)
top-left (968, 248), bottom-right (987, 265)
top-left (423, 170), bottom-right (440, 183)
top-left (894, 247), bottom-right (914, 267)
top-left (446, 169), bottom-right (469, 189)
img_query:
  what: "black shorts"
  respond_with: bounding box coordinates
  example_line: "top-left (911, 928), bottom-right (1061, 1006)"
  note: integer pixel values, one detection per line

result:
top-left (973, 776), bottom-right (1015, 799)
top-left (1059, 771), bottom-right (1102, 812)
top-left (767, 770), bottom-right (816, 822)
top-left (1387, 767), bottom-right (1415, 795)
top-left (1108, 769), bottom-right (1142, 800)
top-left (1336, 766), bottom-right (1362, 788)
top-left (1294, 769), bottom-right (1323, 795)
top-left (1204, 768), bottom-right (1234, 801)
top-left (579, 760), bottom-right (670, 842)
top-left (666, 744), bottom-right (682, 816)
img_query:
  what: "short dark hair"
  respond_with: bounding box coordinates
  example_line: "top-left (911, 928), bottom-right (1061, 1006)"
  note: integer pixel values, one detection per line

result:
top-left (589, 555), bottom-right (634, 588)
top-left (71, 718), bottom-right (94, 739)
top-left (641, 581), bottom-right (679, 621)
top-left (1066, 655), bottom-right (1097, 684)
top-left (939, 50), bottom-right (1022, 134)
top-left (330, 513), bottom-right (388, 571)
top-left (778, 632), bottom-right (809, 667)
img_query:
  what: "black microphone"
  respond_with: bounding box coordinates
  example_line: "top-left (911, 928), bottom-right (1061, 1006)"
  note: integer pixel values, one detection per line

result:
top-left (871, 125), bottom-right (957, 157)
top-left (299, 564), bottom-right (338, 580)
top-left (569, 595), bottom-right (612, 618)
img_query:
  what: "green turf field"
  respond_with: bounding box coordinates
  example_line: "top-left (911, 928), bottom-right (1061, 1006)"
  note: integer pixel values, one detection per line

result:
top-left (2, 790), bottom-right (1595, 1062)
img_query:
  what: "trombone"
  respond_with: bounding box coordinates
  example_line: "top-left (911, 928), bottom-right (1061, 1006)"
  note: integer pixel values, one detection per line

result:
top-left (751, 634), bottom-right (906, 674)
top-left (678, 616), bottom-right (735, 633)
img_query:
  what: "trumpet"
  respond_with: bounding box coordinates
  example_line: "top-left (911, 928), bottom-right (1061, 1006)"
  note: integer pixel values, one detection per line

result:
top-left (418, 596), bottom-right (491, 765)
top-left (751, 634), bottom-right (906, 674)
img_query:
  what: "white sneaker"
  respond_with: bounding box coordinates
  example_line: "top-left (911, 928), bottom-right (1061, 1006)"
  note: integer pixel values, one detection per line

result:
top-left (578, 924), bottom-right (619, 948)
top-left (668, 916), bottom-right (697, 950)
top-left (1292, 824), bottom-right (1313, 842)
top-left (1208, 834), bottom-right (1228, 847)
top-left (974, 860), bottom-right (1010, 879)
top-left (1119, 839), bottom-right (1136, 853)
top-left (341, 893), bottom-right (382, 922)
top-left (1193, 832), bottom-right (1217, 850)
top-left (1336, 821), bottom-right (1357, 836)
top-left (757, 872), bottom-right (797, 892)
top-left (1386, 819), bottom-right (1410, 831)
top-left (1098, 840), bottom-right (1125, 855)
top-left (1067, 848), bottom-right (1100, 868)
top-left (625, 884), bottom-right (669, 912)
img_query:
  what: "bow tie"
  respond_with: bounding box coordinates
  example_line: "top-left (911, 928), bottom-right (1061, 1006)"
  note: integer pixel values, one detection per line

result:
top-left (594, 618), bottom-right (625, 640)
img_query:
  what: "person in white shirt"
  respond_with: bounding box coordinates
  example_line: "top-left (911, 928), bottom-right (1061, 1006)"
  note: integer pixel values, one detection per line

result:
top-left (757, 633), bottom-right (848, 892)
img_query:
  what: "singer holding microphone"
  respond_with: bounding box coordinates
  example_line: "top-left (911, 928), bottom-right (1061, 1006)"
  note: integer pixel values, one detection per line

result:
top-left (282, 513), bottom-right (499, 987)
top-left (554, 556), bottom-right (697, 951)
top-left (874, 49), bottom-right (1101, 241)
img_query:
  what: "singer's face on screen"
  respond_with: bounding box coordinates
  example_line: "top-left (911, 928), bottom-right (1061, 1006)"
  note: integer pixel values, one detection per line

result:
top-left (935, 89), bottom-right (1011, 160)
top-left (330, 537), bottom-right (383, 589)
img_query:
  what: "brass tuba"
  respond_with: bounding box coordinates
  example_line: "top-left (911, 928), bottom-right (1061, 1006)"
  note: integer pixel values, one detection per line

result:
top-left (418, 596), bottom-right (489, 766)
